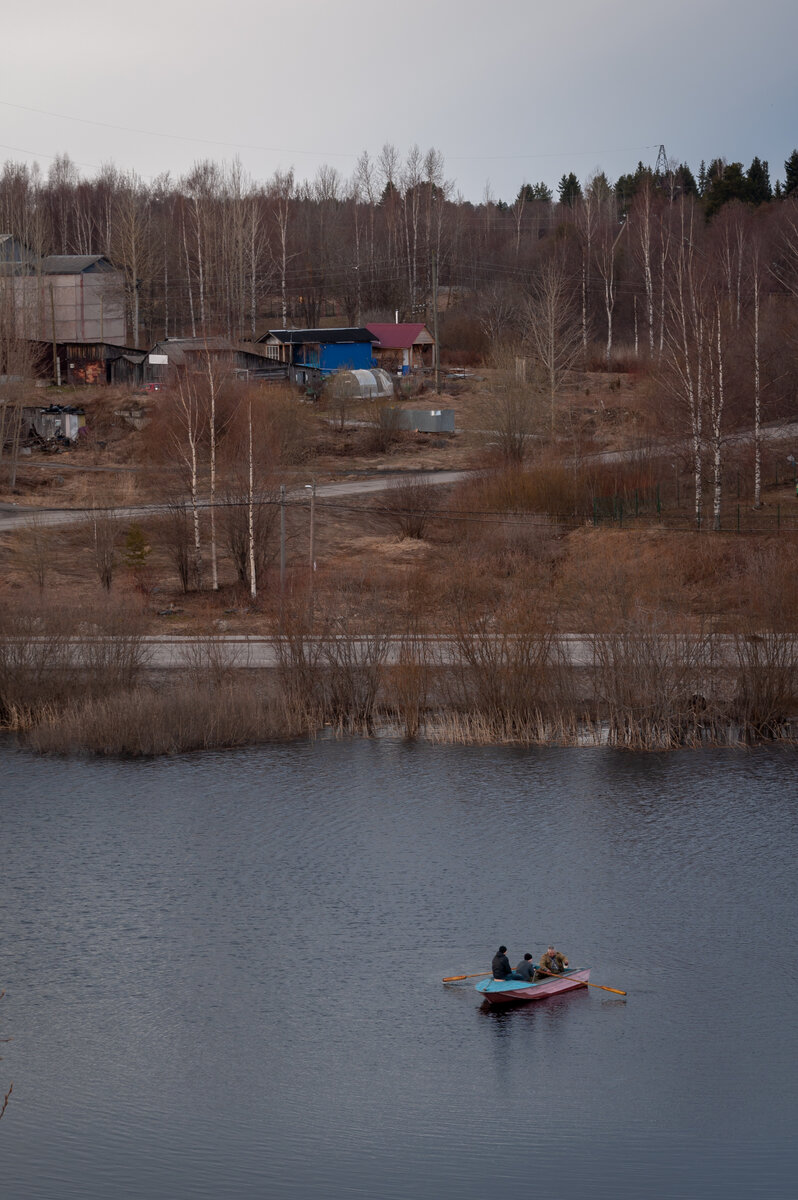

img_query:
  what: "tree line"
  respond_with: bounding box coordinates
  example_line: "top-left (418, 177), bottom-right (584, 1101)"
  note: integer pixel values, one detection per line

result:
top-left (1, 145), bottom-right (797, 351)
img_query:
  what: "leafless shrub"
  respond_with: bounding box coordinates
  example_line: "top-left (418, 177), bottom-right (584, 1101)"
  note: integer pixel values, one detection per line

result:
top-left (485, 381), bottom-right (540, 465)
top-left (318, 615), bottom-right (391, 733)
top-left (14, 514), bottom-right (52, 595)
top-left (179, 635), bottom-right (252, 687)
top-left (0, 605), bottom-right (74, 723)
top-left (274, 590), bottom-right (391, 734)
top-left (77, 599), bottom-right (151, 691)
top-left (589, 620), bottom-right (718, 748)
top-left (440, 595), bottom-right (566, 740)
top-left (220, 484), bottom-right (279, 589)
top-left (731, 632), bottom-right (798, 739)
top-left (0, 599), bottom-right (150, 725)
top-left (161, 496), bottom-right (193, 592)
top-left (275, 598), bottom-right (327, 732)
top-left (384, 630), bottom-right (432, 739)
top-left (88, 506), bottom-right (120, 592)
top-left (368, 401), bottom-right (402, 454)
top-left (382, 477), bottom-right (441, 540)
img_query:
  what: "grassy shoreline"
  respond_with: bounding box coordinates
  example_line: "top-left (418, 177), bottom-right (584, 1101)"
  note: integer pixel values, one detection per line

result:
top-left (7, 669), bottom-right (796, 758)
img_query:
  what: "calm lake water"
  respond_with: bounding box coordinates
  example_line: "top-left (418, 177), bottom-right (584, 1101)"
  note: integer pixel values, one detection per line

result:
top-left (2, 739), bottom-right (797, 1199)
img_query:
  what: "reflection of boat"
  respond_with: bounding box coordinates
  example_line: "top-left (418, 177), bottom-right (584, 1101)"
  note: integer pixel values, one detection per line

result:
top-left (476, 968), bottom-right (590, 1005)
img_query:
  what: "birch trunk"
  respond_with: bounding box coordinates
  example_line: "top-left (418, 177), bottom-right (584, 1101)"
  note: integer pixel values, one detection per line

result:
top-left (248, 402), bottom-right (257, 599)
top-left (708, 301), bottom-right (726, 532)
top-left (752, 247), bottom-right (762, 508)
top-left (182, 210), bottom-right (196, 338)
top-left (205, 350), bottom-right (219, 591)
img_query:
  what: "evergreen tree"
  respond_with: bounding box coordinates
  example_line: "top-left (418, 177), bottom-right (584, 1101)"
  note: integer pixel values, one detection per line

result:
top-left (704, 161), bottom-right (749, 218)
top-left (557, 172), bottom-right (582, 207)
top-left (615, 162), bottom-right (654, 209)
top-left (746, 157), bottom-right (772, 204)
top-left (586, 171), bottom-right (613, 202)
top-left (124, 523), bottom-right (151, 574)
top-left (674, 163), bottom-right (698, 197)
top-left (785, 149), bottom-right (798, 196)
top-left (615, 171), bottom-right (637, 208)
top-left (530, 181), bottom-right (553, 203)
top-left (697, 160), bottom-right (707, 196)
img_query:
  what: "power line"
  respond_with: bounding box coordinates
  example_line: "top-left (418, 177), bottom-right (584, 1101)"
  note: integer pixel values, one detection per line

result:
top-left (0, 100), bottom-right (658, 172)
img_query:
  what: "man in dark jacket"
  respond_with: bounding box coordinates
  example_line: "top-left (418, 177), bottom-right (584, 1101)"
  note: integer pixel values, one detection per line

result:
top-left (491, 946), bottom-right (512, 979)
top-left (512, 953), bottom-right (536, 982)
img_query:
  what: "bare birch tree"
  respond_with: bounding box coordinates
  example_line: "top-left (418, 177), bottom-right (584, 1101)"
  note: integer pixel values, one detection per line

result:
top-left (524, 257), bottom-right (582, 433)
top-left (663, 200), bottom-right (707, 528)
top-left (270, 169), bottom-right (295, 329)
top-left (170, 376), bottom-right (206, 589)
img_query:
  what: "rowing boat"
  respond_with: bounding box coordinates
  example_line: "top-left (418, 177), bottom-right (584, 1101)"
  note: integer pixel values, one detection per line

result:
top-left (475, 967), bottom-right (591, 1004)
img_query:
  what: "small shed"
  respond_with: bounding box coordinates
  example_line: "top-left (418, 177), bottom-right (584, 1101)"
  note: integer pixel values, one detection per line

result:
top-left (147, 337), bottom-right (278, 382)
top-left (29, 340), bottom-right (147, 386)
top-left (390, 408), bottom-right (455, 433)
top-left (366, 323), bottom-right (435, 372)
top-left (23, 404), bottom-right (86, 445)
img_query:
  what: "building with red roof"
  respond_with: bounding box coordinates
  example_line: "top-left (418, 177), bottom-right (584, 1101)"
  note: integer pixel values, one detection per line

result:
top-left (366, 322), bottom-right (434, 372)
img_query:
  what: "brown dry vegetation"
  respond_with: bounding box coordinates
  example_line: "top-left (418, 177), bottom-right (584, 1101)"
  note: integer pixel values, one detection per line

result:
top-left (2, 369), bottom-right (798, 753)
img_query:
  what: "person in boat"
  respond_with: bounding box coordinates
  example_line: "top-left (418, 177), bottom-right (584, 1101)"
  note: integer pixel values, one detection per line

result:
top-left (535, 945), bottom-right (569, 980)
top-left (510, 953), bottom-right (536, 982)
top-left (491, 946), bottom-right (512, 980)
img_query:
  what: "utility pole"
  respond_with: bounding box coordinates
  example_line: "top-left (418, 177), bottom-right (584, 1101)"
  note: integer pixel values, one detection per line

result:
top-left (305, 480), bottom-right (316, 625)
top-left (279, 483), bottom-right (286, 603)
top-left (432, 251), bottom-right (441, 394)
top-left (49, 284), bottom-right (59, 386)
top-left (247, 401), bottom-right (257, 600)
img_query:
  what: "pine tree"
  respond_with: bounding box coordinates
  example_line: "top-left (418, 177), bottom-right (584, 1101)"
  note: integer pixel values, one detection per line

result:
top-left (704, 162), bottom-right (749, 218)
top-left (124, 523), bottom-right (151, 573)
top-left (785, 149), bottom-right (798, 196)
top-left (557, 172), bottom-right (582, 207)
top-left (747, 157), bottom-right (772, 204)
top-left (675, 164), bottom-right (698, 197)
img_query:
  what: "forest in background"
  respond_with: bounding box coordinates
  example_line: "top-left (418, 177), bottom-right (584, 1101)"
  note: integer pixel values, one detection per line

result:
top-left (1, 145), bottom-right (797, 350)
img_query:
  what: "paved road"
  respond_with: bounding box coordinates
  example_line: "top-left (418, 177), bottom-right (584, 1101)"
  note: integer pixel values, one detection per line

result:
top-left (0, 470), bottom-right (470, 533)
top-left (18, 632), bottom-right (770, 670)
top-left (3, 417), bottom-right (795, 533)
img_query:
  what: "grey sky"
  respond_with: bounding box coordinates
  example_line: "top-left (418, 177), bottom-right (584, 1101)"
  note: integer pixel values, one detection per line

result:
top-left (2, 0), bottom-right (796, 201)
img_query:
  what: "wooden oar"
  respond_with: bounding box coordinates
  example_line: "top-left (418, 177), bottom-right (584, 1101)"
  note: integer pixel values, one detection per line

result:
top-left (536, 965), bottom-right (626, 996)
top-left (442, 972), bottom-right (492, 982)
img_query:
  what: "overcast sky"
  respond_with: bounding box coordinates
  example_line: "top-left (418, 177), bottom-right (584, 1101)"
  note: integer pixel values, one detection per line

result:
top-left (2, 0), bottom-right (796, 202)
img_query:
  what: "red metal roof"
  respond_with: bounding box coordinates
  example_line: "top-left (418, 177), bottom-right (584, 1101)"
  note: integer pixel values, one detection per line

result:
top-left (366, 322), bottom-right (431, 349)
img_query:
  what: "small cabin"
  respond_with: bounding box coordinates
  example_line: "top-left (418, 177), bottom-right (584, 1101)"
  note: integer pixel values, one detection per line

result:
top-left (366, 323), bottom-right (435, 373)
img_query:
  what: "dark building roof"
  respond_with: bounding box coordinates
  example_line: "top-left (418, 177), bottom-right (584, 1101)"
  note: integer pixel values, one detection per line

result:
top-left (259, 327), bottom-right (376, 345)
top-left (149, 337), bottom-right (272, 368)
top-left (0, 233), bottom-right (38, 275)
top-left (42, 255), bottom-right (116, 275)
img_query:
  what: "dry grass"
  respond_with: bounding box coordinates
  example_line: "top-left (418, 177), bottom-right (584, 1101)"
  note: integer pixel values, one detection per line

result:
top-left (26, 679), bottom-right (290, 757)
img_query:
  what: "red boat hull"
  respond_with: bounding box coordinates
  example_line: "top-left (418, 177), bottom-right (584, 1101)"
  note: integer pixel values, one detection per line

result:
top-left (476, 968), bottom-right (591, 1004)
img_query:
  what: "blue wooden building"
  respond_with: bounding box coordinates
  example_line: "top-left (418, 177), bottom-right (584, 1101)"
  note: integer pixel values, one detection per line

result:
top-left (258, 327), bottom-right (377, 385)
